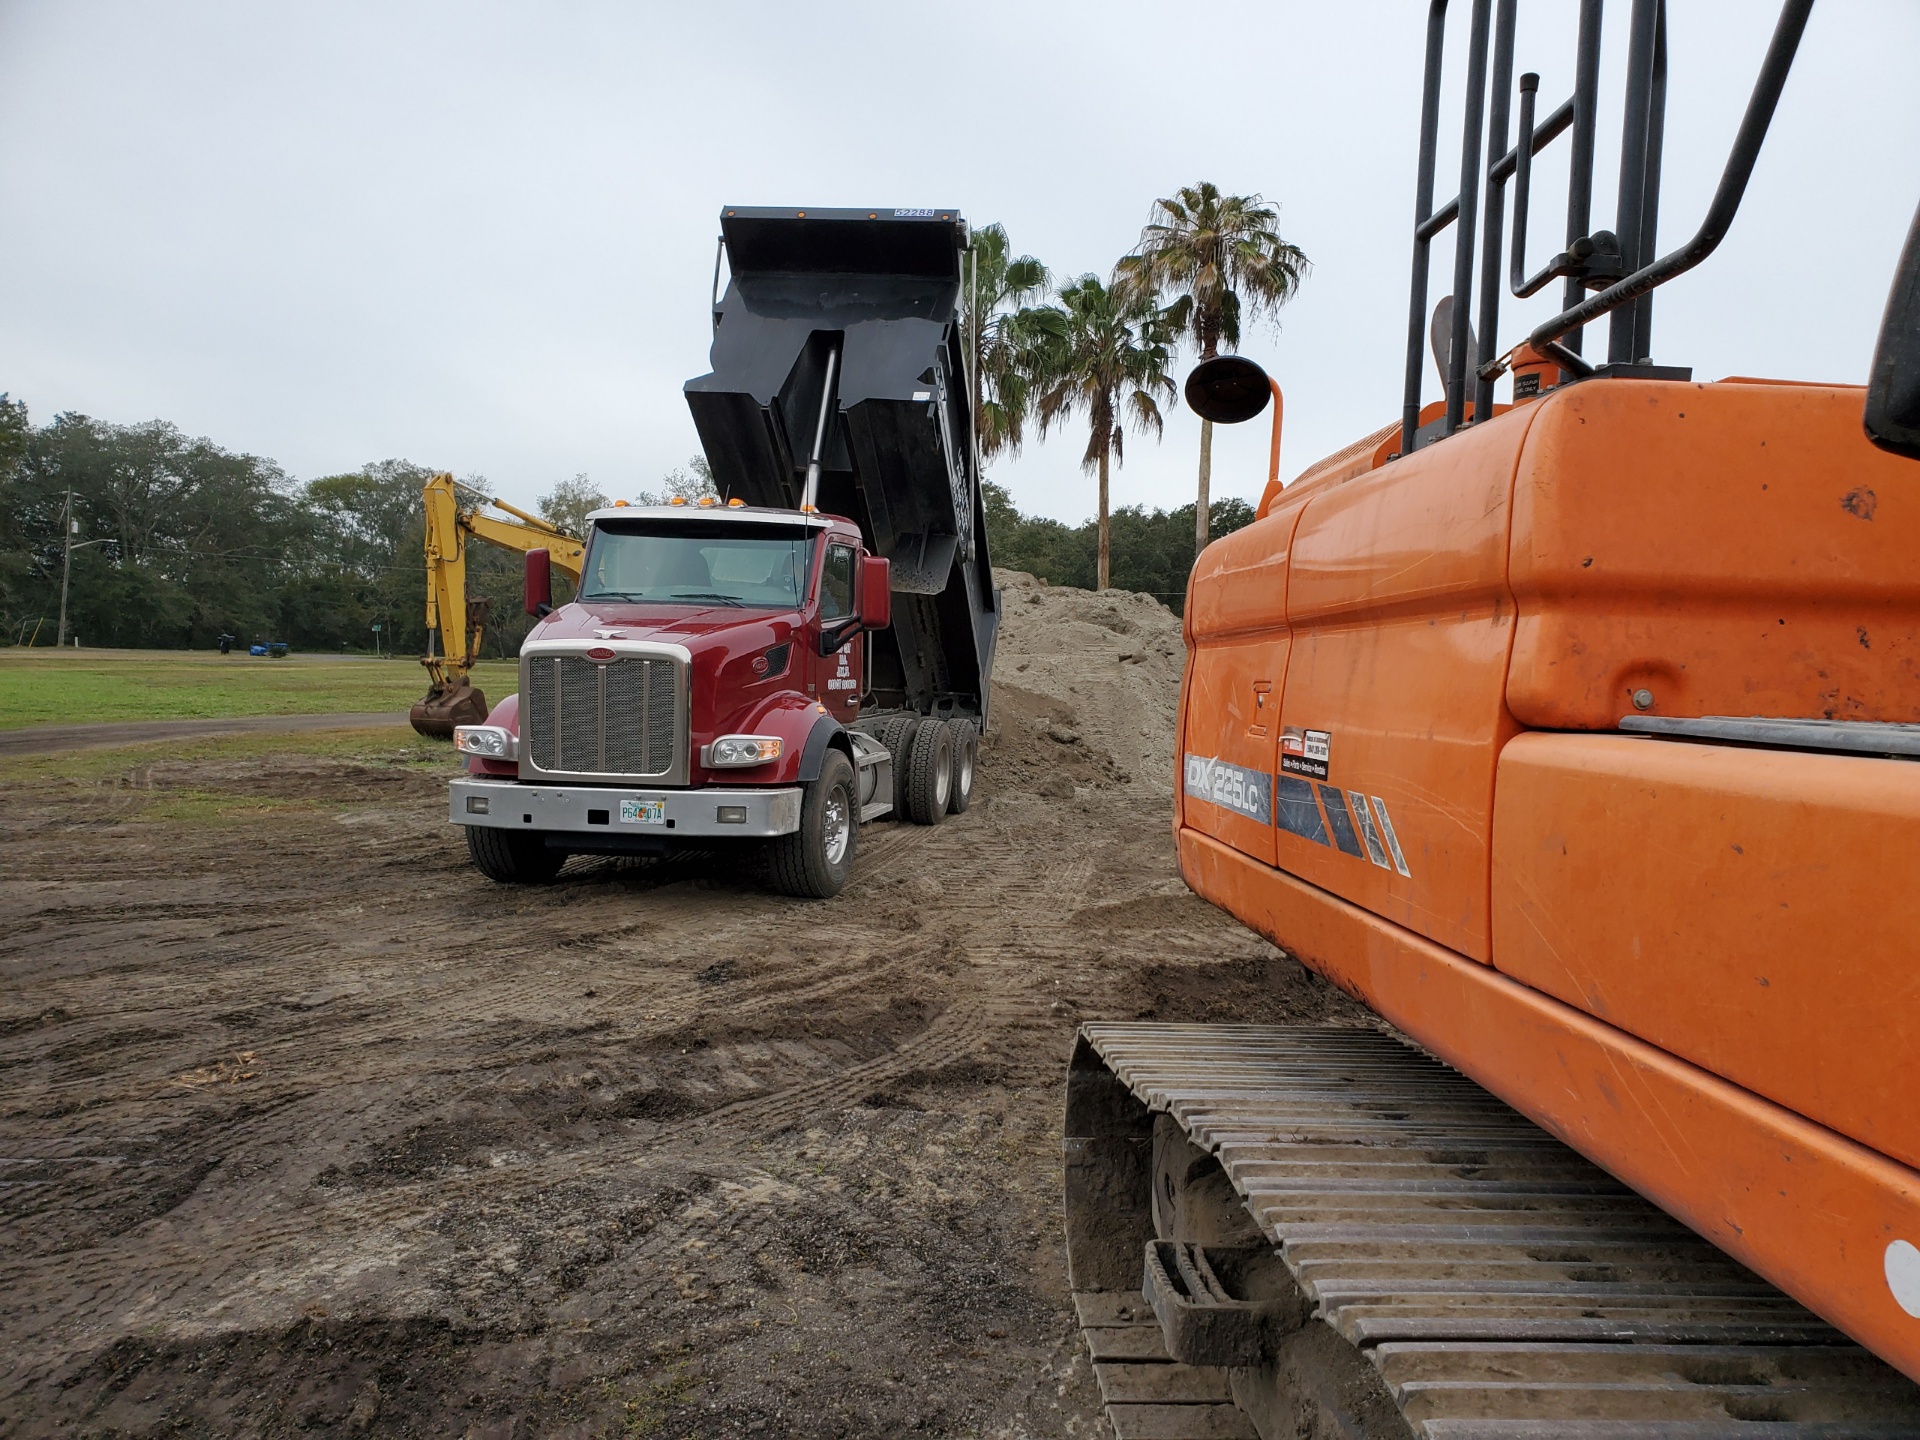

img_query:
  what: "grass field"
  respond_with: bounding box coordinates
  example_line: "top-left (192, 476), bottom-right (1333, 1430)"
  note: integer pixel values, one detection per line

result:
top-left (0, 649), bottom-right (520, 730)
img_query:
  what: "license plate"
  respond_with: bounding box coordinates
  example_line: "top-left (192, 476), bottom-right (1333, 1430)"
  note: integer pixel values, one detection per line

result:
top-left (619, 798), bottom-right (666, 826)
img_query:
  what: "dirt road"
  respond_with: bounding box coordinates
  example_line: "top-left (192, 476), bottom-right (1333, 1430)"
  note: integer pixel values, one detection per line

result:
top-left (0, 574), bottom-right (1368, 1439)
top-left (0, 712), bottom-right (408, 758)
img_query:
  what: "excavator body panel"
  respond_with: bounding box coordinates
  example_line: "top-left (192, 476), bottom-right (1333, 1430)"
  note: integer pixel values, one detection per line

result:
top-left (1492, 730), bottom-right (1920, 1171)
top-left (1507, 380), bottom-right (1920, 728)
top-left (1173, 375), bottom-right (1920, 1380)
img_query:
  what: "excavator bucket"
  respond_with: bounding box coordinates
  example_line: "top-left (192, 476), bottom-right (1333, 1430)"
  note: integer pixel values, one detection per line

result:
top-left (409, 676), bottom-right (488, 739)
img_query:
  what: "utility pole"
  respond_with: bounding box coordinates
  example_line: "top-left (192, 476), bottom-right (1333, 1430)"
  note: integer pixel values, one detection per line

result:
top-left (57, 490), bottom-right (109, 648)
top-left (57, 489), bottom-right (74, 647)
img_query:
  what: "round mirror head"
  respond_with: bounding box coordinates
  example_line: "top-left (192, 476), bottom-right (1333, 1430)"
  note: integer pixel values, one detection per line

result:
top-left (1184, 355), bottom-right (1272, 425)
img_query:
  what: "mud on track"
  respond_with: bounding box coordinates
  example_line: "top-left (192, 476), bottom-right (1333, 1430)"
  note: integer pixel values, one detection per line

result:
top-left (0, 573), bottom-right (1371, 1439)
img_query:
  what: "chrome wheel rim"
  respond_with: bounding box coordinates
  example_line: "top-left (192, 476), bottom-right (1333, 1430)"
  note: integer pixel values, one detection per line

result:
top-left (823, 786), bottom-right (851, 866)
top-left (957, 741), bottom-right (974, 796)
top-left (934, 747), bottom-right (952, 809)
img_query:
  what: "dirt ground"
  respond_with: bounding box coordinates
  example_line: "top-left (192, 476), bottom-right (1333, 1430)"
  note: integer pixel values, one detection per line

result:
top-left (0, 572), bottom-right (1370, 1440)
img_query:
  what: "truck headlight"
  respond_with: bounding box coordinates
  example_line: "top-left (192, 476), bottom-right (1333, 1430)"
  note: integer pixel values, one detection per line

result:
top-left (453, 725), bottom-right (517, 760)
top-left (706, 735), bottom-right (783, 767)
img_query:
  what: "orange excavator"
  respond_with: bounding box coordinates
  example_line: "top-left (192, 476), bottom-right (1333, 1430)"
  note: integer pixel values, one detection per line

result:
top-left (1064, 3), bottom-right (1920, 1435)
top-left (408, 472), bottom-right (585, 737)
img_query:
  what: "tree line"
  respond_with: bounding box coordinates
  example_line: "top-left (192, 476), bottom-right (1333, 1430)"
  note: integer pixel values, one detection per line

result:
top-left (0, 391), bottom-right (1252, 654)
top-left (0, 179), bottom-right (1307, 649)
top-left (0, 401), bottom-right (709, 656)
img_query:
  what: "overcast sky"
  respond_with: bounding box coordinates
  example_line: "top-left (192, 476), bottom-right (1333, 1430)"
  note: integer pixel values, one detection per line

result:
top-left (2, 1), bottom-right (1915, 525)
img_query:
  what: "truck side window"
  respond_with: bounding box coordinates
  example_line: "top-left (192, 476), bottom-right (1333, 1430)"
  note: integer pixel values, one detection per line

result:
top-left (820, 543), bottom-right (855, 620)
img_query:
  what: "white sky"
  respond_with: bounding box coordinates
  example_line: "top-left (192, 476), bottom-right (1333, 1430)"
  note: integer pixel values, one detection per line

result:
top-left (1, 1), bottom-right (1914, 526)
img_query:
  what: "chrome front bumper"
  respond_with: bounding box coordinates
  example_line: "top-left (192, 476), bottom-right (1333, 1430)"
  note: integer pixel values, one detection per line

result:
top-left (449, 777), bottom-right (801, 839)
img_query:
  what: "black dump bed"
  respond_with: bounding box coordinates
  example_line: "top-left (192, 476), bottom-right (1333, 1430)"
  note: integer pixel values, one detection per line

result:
top-left (685, 206), bottom-right (998, 722)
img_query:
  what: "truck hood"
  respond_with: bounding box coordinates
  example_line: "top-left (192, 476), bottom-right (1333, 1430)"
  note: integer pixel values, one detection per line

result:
top-left (524, 599), bottom-right (799, 652)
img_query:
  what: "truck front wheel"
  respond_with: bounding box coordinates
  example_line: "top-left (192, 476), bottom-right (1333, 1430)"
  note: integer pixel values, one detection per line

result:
top-left (768, 748), bottom-right (858, 898)
top-left (466, 824), bottom-right (567, 884)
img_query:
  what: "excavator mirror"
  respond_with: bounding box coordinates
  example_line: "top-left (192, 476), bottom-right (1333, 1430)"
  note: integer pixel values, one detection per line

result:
top-left (1866, 202), bottom-right (1920, 462)
top-left (1184, 355), bottom-right (1273, 425)
top-left (524, 548), bottom-right (553, 617)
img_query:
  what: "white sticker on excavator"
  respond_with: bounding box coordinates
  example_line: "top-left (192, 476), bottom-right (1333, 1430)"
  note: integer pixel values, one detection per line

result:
top-left (1370, 796), bottom-right (1412, 877)
top-left (1182, 754), bottom-right (1273, 824)
top-left (1349, 790), bottom-right (1391, 869)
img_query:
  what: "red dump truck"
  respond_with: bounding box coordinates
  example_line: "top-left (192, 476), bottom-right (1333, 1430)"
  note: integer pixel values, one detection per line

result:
top-left (446, 207), bottom-right (998, 897)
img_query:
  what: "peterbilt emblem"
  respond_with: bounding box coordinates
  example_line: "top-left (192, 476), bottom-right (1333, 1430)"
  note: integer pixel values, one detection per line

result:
top-left (586, 646), bottom-right (616, 661)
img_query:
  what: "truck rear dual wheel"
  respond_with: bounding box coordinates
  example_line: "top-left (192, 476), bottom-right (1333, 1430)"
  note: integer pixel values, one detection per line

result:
top-left (904, 719), bottom-right (954, 825)
top-left (946, 720), bottom-right (978, 814)
top-left (466, 824), bottom-right (567, 884)
top-left (768, 748), bottom-right (857, 899)
top-left (873, 715), bottom-right (917, 819)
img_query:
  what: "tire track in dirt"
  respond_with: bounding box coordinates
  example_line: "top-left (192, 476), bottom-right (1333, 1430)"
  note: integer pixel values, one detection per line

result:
top-left (0, 575), bottom-right (1369, 1437)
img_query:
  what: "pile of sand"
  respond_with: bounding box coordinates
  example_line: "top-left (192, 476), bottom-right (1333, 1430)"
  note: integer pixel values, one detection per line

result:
top-left (984, 569), bottom-right (1186, 797)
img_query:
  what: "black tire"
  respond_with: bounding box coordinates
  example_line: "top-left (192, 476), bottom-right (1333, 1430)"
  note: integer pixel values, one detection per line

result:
top-left (465, 824), bottom-right (566, 884)
top-left (889, 716), bottom-right (925, 817)
top-left (946, 719), bottom-right (978, 814)
top-left (768, 748), bottom-right (858, 898)
top-left (873, 715), bottom-right (916, 819)
top-left (904, 717), bottom-right (953, 825)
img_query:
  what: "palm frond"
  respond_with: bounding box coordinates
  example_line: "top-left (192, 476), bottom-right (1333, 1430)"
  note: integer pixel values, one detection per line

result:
top-left (1117, 181), bottom-right (1311, 358)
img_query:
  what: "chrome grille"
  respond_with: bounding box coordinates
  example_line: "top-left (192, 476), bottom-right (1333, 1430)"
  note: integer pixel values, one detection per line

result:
top-left (524, 653), bottom-right (680, 777)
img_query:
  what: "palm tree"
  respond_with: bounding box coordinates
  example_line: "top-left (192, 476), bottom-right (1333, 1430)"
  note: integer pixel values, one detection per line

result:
top-left (1030, 276), bottom-right (1177, 591)
top-left (961, 224), bottom-right (1052, 461)
top-left (1115, 182), bottom-right (1309, 553)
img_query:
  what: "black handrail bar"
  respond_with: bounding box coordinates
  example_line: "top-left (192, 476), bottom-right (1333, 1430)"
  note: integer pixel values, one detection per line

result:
top-left (1443, 0), bottom-right (1496, 434)
top-left (1417, 94), bottom-right (1571, 246)
top-left (1472, 0), bottom-right (1519, 423)
top-left (1400, 0), bottom-right (1452, 457)
top-left (1527, 0), bottom-right (1814, 376)
top-left (1609, 0), bottom-right (1668, 363)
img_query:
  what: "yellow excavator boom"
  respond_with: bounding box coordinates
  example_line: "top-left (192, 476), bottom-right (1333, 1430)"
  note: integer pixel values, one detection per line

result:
top-left (410, 472), bottom-right (585, 738)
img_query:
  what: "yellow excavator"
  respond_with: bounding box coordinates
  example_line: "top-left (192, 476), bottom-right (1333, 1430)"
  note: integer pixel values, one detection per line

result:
top-left (408, 472), bottom-right (585, 738)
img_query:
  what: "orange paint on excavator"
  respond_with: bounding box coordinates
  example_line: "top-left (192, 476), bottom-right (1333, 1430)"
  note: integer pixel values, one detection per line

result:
top-left (1178, 373), bottom-right (1920, 1377)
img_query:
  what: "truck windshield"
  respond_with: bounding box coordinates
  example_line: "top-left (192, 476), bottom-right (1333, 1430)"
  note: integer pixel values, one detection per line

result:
top-left (580, 521), bottom-right (816, 609)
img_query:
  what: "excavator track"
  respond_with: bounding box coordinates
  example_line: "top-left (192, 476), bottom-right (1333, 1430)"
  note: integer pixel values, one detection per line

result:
top-left (1063, 1024), bottom-right (1920, 1440)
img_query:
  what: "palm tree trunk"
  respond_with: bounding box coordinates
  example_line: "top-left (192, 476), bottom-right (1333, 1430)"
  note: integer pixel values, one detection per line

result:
top-left (1097, 447), bottom-right (1111, 591)
top-left (1195, 418), bottom-right (1213, 555)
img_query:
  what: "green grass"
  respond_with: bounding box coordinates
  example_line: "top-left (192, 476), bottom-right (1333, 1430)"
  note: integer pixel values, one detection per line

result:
top-left (0, 649), bottom-right (520, 730)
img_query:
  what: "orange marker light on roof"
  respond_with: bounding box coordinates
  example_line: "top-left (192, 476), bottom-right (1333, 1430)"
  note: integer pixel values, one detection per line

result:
top-left (669, 495), bottom-right (686, 506)
top-left (800, 504), bottom-right (818, 514)
top-left (727, 497), bottom-right (745, 508)
top-left (613, 499), bottom-right (629, 507)
top-left (698, 495), bottom-right (717, 507)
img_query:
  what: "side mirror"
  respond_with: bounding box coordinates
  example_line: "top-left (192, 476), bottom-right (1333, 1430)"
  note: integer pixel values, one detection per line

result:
top-left (1186, 354), bottom-right (1286, 497)
top-left (1185, 354), bottom-right (1273, 424)
top-left (859, 555), bottom-right (891, 631)
top-left (1866, 201), bottom-right (1920, 462)
top-left (524, 548), bottom-right (553, 617)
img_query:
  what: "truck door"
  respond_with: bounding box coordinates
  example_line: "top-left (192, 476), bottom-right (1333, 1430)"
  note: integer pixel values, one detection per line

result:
top-left (814, 539), bottom-right (862, 720)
